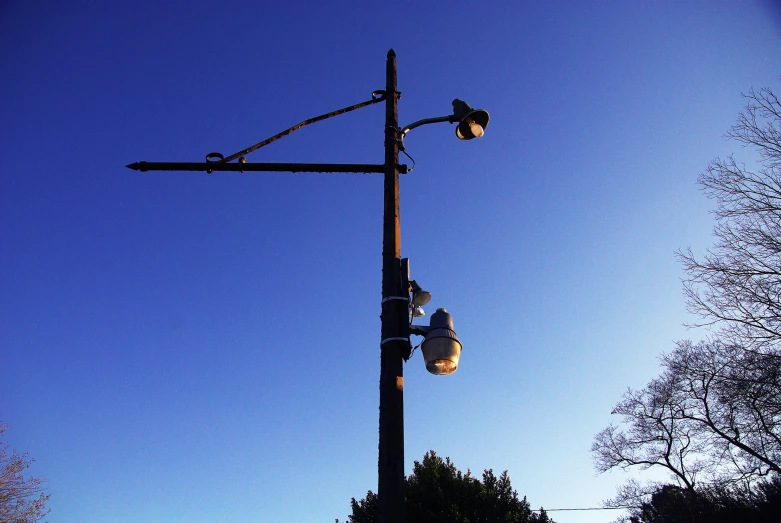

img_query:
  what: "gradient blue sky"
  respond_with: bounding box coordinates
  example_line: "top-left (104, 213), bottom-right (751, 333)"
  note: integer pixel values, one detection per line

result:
top-left (2, 2), bottom-right (780, 522)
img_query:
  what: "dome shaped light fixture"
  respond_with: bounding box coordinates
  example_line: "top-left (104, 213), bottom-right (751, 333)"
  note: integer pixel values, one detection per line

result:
top-left (400, 99), bottom-right (489, 148)
top-left (451, 99), bottom-right (490, 141)
top-left (418, 308), bottom-right (462, 376)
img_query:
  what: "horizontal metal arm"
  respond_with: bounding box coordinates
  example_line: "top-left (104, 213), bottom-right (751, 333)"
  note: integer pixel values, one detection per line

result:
top-left (409, 324), bottom-right (431, 337)
top-left (126, 161), bottom-right (408, 174)
top-left (400, 115), bottom-right (453, 137)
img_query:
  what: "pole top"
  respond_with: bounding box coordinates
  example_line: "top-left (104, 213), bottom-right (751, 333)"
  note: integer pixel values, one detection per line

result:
top-left (387, 48), bottom-right (396, 57)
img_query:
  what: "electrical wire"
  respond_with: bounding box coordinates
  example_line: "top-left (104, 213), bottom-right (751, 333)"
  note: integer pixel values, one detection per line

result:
top-left (401, 148), bottom-right (415, 172)
top-left (408, 339), bottom-right (423, 359)
top-left (531, 506), bottom-right (639, 512)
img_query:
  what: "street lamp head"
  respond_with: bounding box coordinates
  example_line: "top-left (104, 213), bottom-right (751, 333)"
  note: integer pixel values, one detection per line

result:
top-left (451, 99), bottom-right (490, 140)
top-left (400, 99), bottom-right (489, 144)
top-left (420, 308), bottom-right (462, 376)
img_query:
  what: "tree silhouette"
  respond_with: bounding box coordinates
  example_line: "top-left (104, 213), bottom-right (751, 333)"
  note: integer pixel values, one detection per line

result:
top-left (595, 82), bottom-right (781, 522)
top-left (337, 451), bottom-right (553, 523)
top-left (678, 86), bottom-right (781, 352)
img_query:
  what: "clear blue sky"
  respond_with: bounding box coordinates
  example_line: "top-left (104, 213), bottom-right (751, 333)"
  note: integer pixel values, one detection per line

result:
top-left (2, 2), bottom-right (779, 522)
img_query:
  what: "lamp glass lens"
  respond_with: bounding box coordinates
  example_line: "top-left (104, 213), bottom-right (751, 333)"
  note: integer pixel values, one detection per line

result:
top-left (469, 120), bottom-right (485, 138)
top-left (421, 336), bottom-right (461, 376)
top-left (426, 359), bottom-right (458, 376)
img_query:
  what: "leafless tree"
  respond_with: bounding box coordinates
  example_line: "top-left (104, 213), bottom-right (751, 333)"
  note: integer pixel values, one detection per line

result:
top-left (592, 368), bottom-right (712, 493)
top-left (678, 86), bottom-right (781, 352)
top-left (663, 340), bottom-right (781, 483)
top-left (595, 83), bottom-right (781, 522)
top-left (0, 423), bottom-right (49, 523)
top-left (593, 339), bottom-right (780, 509)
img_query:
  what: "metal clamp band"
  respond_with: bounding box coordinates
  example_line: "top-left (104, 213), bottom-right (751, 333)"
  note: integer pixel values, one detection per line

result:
top-left (381, 337), bottom-right (410, 346)
top-left (381, 296), bottom-right (409, 304)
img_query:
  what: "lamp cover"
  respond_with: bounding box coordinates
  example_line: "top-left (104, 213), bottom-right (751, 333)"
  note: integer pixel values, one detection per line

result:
top-left (410, 280), bottom-right (432, 307)
top-left (452, 99), bottom-right (490, 140)
top-left (421, 308), bottom-right (462, 375)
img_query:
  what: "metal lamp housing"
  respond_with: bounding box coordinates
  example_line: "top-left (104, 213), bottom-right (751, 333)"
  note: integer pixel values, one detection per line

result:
top-left (420, 308), bottom-right (462, 376)
top-left (410, 280), bottom-right (432, 308)
top-left (451, 99), bottom-right (490, 140)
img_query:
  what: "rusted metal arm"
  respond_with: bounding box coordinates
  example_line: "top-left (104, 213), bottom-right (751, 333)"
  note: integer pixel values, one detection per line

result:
top-left (216, 91), bottom-right (387, 164)
top-left (126, 161), bottom-right (408, 174)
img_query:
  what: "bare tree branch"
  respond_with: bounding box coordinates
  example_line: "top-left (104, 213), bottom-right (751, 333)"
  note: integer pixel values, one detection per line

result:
top-left (0, 424), bottom-right (50, 523)
top-left (678, 86), bottom-right (781, 351)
